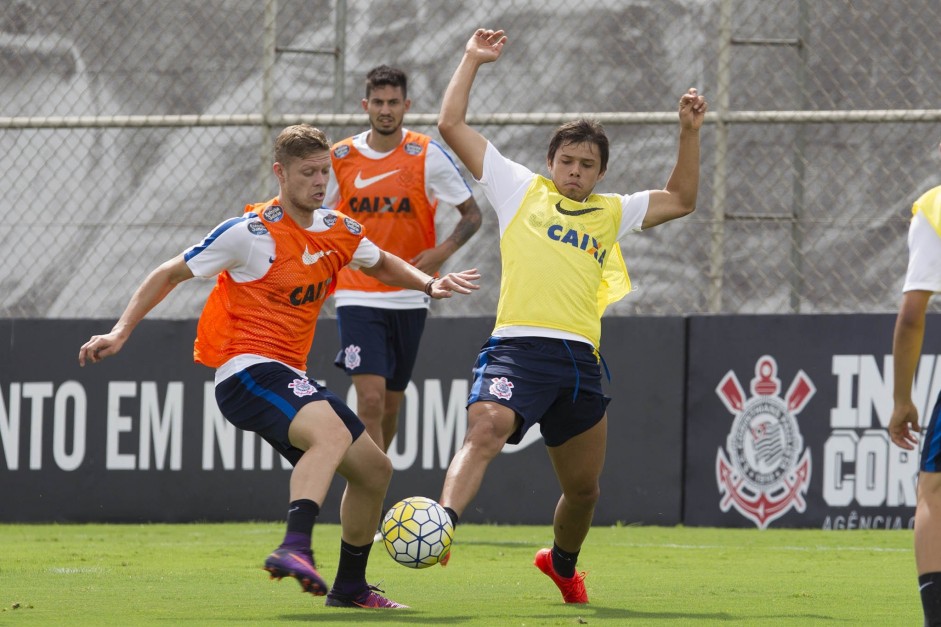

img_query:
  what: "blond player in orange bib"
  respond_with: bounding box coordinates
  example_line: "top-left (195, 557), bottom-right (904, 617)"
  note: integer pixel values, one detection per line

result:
top-left (79, 124), bottom-right (480, 610)
top-left (325, 65), bottom-right (482, 453)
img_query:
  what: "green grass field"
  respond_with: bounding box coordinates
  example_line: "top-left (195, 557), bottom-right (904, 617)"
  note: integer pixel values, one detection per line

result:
top-left (0, 522), bottom-right (921, 625)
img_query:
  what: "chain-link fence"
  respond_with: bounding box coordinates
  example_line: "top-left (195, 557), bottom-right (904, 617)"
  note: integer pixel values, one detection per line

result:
top-left (3, 0), bottom-right (940, 319)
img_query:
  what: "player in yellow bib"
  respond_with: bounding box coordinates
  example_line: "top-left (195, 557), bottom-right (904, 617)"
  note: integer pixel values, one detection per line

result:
top-left (434, 28), bottom-right (707, 605)
top-left (889, 149), bottom-right (941, 625)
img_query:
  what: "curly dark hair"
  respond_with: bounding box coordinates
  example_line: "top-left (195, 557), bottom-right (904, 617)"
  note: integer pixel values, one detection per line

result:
top-left (365, 64), bottom-right (408, 99)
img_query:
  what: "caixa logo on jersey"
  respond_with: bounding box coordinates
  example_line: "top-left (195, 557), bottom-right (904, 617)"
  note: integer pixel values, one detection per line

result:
top-left (715, 355), bottom-right (815, 528)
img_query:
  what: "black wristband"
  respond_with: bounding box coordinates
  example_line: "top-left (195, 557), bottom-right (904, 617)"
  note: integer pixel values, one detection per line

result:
top-left (424, 277), bottom-right (437, 296)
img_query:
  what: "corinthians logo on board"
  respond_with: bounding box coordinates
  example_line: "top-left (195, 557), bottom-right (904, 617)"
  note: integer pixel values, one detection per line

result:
top-left (715, 355), bottom-right (815, 529)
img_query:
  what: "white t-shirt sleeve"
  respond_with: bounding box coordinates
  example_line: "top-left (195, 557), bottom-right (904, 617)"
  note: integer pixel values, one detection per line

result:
top-left (903, 211), bottom-right (941, 293)
top-left (350, 237), bottom-right (381, 270)
top-left (616, 191), bottom-right (651, 240)
top-left (479, 141), bottom-right (536, 235)
top-left (183, 211), bottom-right (379, 280)
top-left (184, 216), bottom-right (263, 280)
top-left (425, 141), bottom-right (473, 206)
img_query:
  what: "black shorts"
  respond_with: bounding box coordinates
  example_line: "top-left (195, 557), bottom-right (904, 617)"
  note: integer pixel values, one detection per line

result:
top-left (334, 305), bottom-right (428, 391)
top-left (468, 336), bottom-right (611, 447)
top-left (215, 362), bottom-right (365, 466)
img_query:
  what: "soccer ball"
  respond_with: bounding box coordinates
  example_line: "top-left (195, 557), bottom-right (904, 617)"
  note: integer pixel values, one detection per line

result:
top-left (380, 496), bottom-right (453, 569)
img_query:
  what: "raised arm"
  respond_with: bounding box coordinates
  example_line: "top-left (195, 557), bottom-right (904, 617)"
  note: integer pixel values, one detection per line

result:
top-left (78, 255), bottom-right (194, 366)
top-left (437, 28), bottom-right (507, 180)
top-left (643, 88), bottom-right (708, 229)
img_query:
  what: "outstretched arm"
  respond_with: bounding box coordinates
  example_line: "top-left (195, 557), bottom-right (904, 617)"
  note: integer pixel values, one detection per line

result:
top-left (362, 250), bottom-right (480, 299)
top-left (78, 255), bottom-right (194, 366)
top-left (889, 289), bottom-right (931, 450)
top-left (437, 28), bottom-right (507, 180)
top-left (643, 88), bottom-right (708, 229)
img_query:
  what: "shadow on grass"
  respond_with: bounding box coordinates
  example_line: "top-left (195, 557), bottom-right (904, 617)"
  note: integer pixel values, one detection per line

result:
top-left (277, 609), bottom-right (474, 623)
top-left (274, 607), bottom-right (840, 624)
top-left (274, 604), bottom-right (840, 624)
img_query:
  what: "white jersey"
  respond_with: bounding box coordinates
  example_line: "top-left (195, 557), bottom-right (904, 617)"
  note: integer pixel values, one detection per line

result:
top-left (903, 210), bottom-right (941, 293)
top-left (478, 141), bottom-right (649, 341)
top-left (184, 209), bottom-right (381, 384)
top-left (324, 128), bottom-right (472, 309)
top-left (185, 209), bottom-right (380, 281)
top-left (479, 141), bottom-right (649, 239)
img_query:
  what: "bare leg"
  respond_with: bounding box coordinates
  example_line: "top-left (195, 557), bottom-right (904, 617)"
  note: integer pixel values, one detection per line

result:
top-left (264, 400), bottom-right (356, 595)
top-left (335, 432), bottom-right (393, 545)
top-left (439, 401), bottom-right (518, 516)
top-left (545, 415), bottom-right (607, 553)
top-left (351, 373), bottom-right (388, 449)
top-left (286, 400), bottom-right (355, 505)
top-left (381, 389), bottom-right (405, 453)
top-left (916, 472), bottom-right (941, 574)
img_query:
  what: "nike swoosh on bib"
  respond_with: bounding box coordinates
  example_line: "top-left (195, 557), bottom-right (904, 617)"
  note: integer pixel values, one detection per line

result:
top-left (303, 246), bottom-right (336, 265)
top-left (354, 170), bottom-right (400, 189)
top-left (554, 201), bottom-right (604, 216)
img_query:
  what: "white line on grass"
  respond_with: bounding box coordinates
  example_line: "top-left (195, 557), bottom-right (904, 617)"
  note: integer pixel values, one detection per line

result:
top-left (620, 542), bottom-right (909, 553)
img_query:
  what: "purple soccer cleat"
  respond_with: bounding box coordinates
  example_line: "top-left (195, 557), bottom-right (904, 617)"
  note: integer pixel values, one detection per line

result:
top-left (325, 584), bottom-right (408, 609)
top-left (263, 547), bottom-right (328, 596)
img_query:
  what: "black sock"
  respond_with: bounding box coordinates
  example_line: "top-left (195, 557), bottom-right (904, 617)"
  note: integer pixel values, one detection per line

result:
top-left (551, 542), bottom-right (579, 579)
top-left (920, 572), bottom-right (941, 626)
top-left (280, 499), bottom-right (319, 552)
top-left (332, 540), bottom-right (373, 596)
top-left (444, 507), bottom-right (459, 528)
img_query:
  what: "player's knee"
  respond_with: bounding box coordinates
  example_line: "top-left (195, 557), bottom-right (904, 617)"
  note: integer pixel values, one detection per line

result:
top-left (919, 472), bottom-right (941, 505)
top-left (565, 482), bottom-right (601, 508)
top-left (464, 421), bottom-right (511, 458)
top-left (363, 451), bottom-right (393, 493)
top-left (357, 390), bottom-right (384, 416)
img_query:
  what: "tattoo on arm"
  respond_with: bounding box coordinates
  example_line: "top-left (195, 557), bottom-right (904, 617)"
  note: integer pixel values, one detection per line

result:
top-left (444, 198), bottom-right (483, 249)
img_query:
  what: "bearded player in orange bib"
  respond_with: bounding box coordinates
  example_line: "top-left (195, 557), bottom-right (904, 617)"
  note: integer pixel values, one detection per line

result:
top-left (326, 65), bottom-right (482, 453)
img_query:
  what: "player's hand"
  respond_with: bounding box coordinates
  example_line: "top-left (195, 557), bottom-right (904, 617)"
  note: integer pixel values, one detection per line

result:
top-left (78, 332), bottom-right (126, 366)
top-left (465, 29), bottom-right (507, 65)
top-left (411, 246), bottom-right (450, 276)
top-left (679, 88), bottom-right (707, 131)
top-left (427, 269), bottom-right (480, 299)
top-left (888, 401), bottom-right (921, 450)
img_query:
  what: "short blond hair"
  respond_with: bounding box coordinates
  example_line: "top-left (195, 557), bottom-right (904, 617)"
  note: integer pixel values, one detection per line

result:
top-left (274, 124), bottom-right (330, 164)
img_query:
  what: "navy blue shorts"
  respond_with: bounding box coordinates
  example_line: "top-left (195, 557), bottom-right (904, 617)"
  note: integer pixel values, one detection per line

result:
top-left (921, 389), bottom-right (941, 472)
top-left (215, 362), bottom-right (365, 466)
top-left (334, 305), bottom-right (428, 391)
top-left (468, 336), bottom-right (611, 447)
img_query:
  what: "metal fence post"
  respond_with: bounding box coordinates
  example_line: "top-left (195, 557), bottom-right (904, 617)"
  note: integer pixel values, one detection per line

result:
top-left (709, 0), bottom-right (732, 313)
top-left (258, 0), bottom-right (277, 200)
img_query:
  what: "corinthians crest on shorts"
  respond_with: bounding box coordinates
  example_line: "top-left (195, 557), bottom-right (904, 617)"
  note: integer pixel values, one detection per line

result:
top-left (715, 355), bottom-right (815, 529)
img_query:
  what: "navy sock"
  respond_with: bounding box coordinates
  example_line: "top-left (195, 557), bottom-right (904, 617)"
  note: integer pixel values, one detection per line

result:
top-left (280, 499), bottom-right (319, 552)
top-left (551, 543), bottom-right (579, 579)
top-left (444, 507), bottom-right (459, 528)
top-left (920, 572), bottom-right (941, 626)
top-left (331, 540), bottom-right (373, 596)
